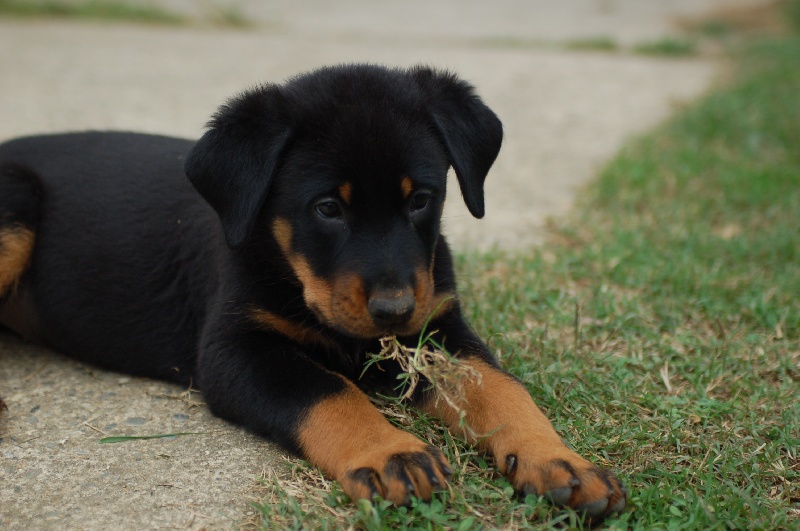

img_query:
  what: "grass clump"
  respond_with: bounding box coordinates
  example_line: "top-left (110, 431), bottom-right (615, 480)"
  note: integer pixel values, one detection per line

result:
top-left (366, 335), bottom-right (481, 416)
top-left (252, 5), bottom-right (800, 529)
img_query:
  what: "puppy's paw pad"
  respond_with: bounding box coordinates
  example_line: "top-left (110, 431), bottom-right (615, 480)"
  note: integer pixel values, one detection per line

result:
top-left (575, 497), bottom-right (609, 518)
top-left (542, 482), bottom-right (578, 506)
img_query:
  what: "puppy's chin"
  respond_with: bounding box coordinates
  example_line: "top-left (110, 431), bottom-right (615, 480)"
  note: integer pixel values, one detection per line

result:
top-left (321, 314), bottom-right (403, 340)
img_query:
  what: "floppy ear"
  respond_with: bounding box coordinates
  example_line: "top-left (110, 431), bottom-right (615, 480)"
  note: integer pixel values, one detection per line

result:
top-left (415, 68), bottom-right (503, 218)
top-left (185, 86), bottom-right (291, 248)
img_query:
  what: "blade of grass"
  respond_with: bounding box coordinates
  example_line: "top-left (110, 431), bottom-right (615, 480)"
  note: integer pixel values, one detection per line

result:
top-left (99, 432), bottom-right (202, 443)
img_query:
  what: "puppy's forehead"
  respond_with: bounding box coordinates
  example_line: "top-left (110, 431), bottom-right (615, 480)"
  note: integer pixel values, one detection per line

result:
top-left (275, 71), bottom-right (451, 202)
top-left (281, 115), bottom-right (447, 196)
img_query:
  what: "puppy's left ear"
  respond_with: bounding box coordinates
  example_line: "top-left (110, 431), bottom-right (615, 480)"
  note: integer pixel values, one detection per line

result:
top-left (415, 68), bottom-right (503, 219)
top-left (185, 86), bottom-right (291, 248)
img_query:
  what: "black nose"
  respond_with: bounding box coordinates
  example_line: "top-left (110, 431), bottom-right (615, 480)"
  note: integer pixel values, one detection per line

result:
top-left (368, 289), bottom-right (416, 328)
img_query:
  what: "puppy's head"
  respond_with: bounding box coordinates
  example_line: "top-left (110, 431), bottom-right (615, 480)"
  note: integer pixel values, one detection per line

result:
top-left (185, 65), bottom-right (502, 339)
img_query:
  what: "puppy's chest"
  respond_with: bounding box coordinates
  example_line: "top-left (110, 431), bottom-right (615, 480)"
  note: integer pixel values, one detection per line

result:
top-left (307, 337), bottom-right (406, 395)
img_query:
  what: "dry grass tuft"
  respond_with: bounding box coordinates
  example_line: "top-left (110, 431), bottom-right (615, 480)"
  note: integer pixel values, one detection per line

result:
top-left (368, 334), bottom-right (481, 435)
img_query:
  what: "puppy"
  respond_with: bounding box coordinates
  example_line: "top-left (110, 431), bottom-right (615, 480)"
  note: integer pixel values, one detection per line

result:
top-left (0, 64), bottom-right (625, 521)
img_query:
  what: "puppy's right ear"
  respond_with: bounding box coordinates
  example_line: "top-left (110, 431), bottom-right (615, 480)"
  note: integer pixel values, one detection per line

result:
top-left (185, 86), bottom-right (291, 249)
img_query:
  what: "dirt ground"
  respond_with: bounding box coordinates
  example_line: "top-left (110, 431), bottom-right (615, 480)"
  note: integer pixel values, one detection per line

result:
top-left (0, 1), bottom-right (767, 528)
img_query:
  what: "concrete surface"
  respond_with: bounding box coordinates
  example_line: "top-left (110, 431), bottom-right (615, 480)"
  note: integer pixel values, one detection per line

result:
top-left (0, 0), bottom-right (766, 528)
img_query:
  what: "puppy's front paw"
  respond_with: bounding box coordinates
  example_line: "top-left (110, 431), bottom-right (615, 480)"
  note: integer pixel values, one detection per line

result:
top-left (340, 436), bottom-right (452, 505)
top-left (503, 447), bottom-right (626, 523)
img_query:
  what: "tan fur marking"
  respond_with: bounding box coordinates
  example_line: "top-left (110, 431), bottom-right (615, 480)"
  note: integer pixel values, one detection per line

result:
top-left (298, 379), bottom-right (398, 479)
top-left (272, 218), bottom-right (336, 322)
top-left (400, 176), bottom-right (413, 199)
top-left (272, 218), bottom-right (293, 253)
top-left (248, 307), bottom-right (335, 349)
top-left (298, 379), bottom-right (449, 503)
top-left (428, 292), bottom-right (456, 320)
top-left (292, 255), bottom-right (335, 320)
top-left (271, 219), bottom-right (450, 338)
top-left (421, 358), bottom-right (562, 460)
top-left (401, 267), bottom-right (441, 333)
top-left (330, 273), bottom-right (374, 336)
top-left (421, 358), bottom-right (625, 513)
top-left (338, 182), bottom-right (353, 205)
top-left (0, 227), bottom-right (35, 296)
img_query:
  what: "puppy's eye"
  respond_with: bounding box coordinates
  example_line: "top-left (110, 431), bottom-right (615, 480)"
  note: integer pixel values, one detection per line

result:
top-left (315, 200), bottom-right (343, 220)
top-left (409, 191), bottom-right (432, 213)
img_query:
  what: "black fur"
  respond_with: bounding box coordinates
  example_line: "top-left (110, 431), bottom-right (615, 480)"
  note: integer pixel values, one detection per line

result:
top-left (0, 164), bottom-right (42, 228)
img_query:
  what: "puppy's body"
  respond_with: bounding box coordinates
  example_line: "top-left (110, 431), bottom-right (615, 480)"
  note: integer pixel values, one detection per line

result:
top-left (0, 65), bottom-right (625, 522)
top-left (0, 133), bottom-right (220, 380)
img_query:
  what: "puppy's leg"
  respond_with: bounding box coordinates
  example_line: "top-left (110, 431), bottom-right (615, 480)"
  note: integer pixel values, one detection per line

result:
top-left (418, 315), bottom-right (626, 523)
top-left (197, 332), bottom-right (451, 505)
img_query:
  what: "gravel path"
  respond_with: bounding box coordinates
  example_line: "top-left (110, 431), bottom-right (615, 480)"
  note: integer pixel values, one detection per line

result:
top-left (0, 1), bottom-right (764, 528)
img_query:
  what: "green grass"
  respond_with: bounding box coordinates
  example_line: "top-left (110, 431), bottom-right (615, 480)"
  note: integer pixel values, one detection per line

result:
top-left (204, 4), bottom-right (253, 29)
top-left (564, 36), bottom-right (618, 52)
top-left (251, 7), bottom-right (800, 530)
top-left (0, 0), bottom-right (255, 27)
top-left (0, 0), bottom-right (186, 25)
top-left (693, 19), bottom-right (735, 39)
top-left (476, 36), bottom-right (620, 54)
top-left (633, 37), bottom-right (697, 57)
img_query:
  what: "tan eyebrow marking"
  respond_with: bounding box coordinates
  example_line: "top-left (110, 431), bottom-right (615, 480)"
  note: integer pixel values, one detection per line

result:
top-left (400, 176), bottom-right (413, 199)
top-left (338, 182), bottom-right (353, 205)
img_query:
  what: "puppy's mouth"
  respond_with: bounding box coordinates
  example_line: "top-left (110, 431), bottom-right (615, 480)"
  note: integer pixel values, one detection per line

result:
top-left (324, 319), bottom-right (421, 340)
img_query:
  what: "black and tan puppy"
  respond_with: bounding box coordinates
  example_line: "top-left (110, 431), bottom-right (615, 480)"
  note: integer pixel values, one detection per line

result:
top-left (0, 65), bottom-right (625, 521)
